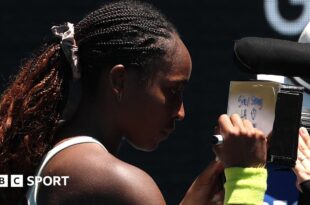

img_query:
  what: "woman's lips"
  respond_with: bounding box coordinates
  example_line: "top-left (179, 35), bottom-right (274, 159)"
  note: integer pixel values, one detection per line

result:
top-left (159, 128), bottom-right (174, 139)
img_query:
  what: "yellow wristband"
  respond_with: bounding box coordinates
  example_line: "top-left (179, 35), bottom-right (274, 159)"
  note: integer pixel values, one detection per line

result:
top-left (224, 167), bottom-right (267, 205)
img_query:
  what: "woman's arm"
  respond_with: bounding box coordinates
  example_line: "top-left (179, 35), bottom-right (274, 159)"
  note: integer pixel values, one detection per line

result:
top-left (180, 114), bottom-right (267, 205)
top-left (179, 160), bottom-right (225, 205)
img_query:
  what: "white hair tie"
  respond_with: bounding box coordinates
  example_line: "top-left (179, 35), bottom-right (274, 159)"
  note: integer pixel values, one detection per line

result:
top-left (51, 22), bottom-right (82, 123)
top-left (51, 22), bottom-right (81, 80)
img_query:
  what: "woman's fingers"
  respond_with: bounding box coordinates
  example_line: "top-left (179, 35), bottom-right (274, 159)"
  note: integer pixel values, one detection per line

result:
top-left (243, 119), bottom-right (254, 130)
top-left (300, 127), bottom-right (310, 149)
top-left (218, 114), bottom-right (234, 136)
top-left (298, 134), bottom-right (310, 160)
top-left (210, 190), bottom-right (224, 205)
top-left (215, 114), bottom-right (266, 168)
top-left (293, 129), bottom-right (310, 184)
top-left (297, 148), bottom-right (307, 163)
top-left (296, 149), bottom-right (310, 172)
top-left (293, 159), bottom-right (310, 184)
top-left (218, 114), bottom-right (256, 137)
top-left (218, 114), bottom-right (253, 137)
top-left (230, 114), bottom-right (246, 131)
top-left (243, 119), bottom-right (258, 138)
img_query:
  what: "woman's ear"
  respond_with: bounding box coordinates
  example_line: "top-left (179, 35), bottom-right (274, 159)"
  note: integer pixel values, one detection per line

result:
top-left (109, 64), bottom-right (126, 100)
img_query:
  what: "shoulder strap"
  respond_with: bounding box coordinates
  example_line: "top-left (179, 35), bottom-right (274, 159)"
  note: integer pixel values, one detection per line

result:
top-left (27, 136), bottom-right (107, 205)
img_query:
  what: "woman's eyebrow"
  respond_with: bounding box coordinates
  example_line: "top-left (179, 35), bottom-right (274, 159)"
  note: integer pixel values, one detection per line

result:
top-left (171, 79), bottom-right (188, 85)
top-left (163, 80), bottom-right (188, 90)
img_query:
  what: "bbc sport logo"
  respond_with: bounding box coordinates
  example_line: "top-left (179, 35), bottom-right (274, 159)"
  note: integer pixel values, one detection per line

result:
top-left (0, 175), bottom-right (69, 187)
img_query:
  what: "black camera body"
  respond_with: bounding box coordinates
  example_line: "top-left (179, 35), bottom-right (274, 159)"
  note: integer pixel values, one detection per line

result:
top-left (267, 84), bottom-right (303, 167)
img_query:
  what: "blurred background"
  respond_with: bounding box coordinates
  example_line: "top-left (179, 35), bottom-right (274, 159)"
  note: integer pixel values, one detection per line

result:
top-left (1, 0), bottom-right (308, 204)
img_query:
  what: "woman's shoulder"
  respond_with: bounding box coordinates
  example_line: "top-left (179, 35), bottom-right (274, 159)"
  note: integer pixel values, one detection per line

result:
top-left (37, 141), bottom-right (166, 205)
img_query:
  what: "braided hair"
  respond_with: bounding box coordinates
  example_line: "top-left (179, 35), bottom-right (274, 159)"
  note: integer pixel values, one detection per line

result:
top-left (0, 1), bottom-right (177, 204)
top-left (76, 0), bottom-right (177, 96)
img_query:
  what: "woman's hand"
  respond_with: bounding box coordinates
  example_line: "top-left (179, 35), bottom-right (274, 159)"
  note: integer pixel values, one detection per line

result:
top-left (213, 114), bottom-right (267, 168)
top-left (180, 160), bottom-right (225, 205)
top-left (293, 127), bottom-right (310, 190)
top-left (180, 114), bottom-right (267, 205)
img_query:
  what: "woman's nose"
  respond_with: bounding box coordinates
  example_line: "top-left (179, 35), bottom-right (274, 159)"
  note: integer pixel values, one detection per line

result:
top-left (176, 102), bottom-right (185, 121)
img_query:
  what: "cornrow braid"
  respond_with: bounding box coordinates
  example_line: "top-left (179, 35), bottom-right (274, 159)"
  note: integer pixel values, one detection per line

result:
top-left (74, 0), bottom-right (177, 95)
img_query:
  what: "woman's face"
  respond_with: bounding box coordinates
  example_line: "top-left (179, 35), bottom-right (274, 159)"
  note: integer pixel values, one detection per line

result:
top-left (119, 34), bottom-right (192, 151)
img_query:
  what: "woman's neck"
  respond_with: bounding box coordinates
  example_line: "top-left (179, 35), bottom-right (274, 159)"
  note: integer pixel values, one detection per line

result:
top-left (53, 97), bottom-right (123, 156)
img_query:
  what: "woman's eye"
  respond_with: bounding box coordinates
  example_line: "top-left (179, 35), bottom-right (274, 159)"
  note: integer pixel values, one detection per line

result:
top-left (170, 88), bottom-right (178, 95)
top-left (169, 86), bottom-right (184, 97)
top-left (164, 83), bottom-right (186, 100)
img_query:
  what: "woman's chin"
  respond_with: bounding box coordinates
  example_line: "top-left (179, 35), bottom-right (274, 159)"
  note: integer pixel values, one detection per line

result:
top-left (125, 129), bottom-right (172, 152)
top-left (125, 136), bottom-right (163, 152)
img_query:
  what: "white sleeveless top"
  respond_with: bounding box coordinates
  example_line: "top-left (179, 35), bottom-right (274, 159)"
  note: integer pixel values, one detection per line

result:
top-left (26, 136), bottom-right (107, 205)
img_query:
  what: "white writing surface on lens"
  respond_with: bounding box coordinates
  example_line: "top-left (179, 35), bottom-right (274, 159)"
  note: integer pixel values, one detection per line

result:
top-left (227, 81), bottom-right (279, 136)
top-left (264, 0), bottom-right (310, 35)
